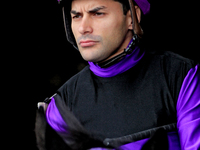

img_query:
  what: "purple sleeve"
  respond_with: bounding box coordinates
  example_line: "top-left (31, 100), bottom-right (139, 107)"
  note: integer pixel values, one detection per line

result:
top-left (46, 97), bottom-right (68, 133)
top-left (176, 64), bottom-right (200, 150)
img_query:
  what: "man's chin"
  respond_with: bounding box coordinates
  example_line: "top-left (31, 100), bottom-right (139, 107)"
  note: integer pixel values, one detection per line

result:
top-left (81, 54), bottom-right (104, 63)
top-left (79, 48), bottom-right (105, 63)
top-left (82, 57), bottom-right (100, 63)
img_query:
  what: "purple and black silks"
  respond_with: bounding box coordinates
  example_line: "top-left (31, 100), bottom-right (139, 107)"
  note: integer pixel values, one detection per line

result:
top-left (35, 103), bottom-right (170, 150)
top-left (36, 40), bottom-right (200, 149)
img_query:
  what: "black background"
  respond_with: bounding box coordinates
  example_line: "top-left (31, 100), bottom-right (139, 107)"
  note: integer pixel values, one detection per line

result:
top-left (6, 0), bottom-right (199, 149)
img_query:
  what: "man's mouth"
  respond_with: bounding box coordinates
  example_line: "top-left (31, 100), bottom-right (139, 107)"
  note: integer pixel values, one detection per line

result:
top-left (79, 40), bottom-right (98, 47)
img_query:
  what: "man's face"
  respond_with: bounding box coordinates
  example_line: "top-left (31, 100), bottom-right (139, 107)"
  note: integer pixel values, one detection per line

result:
top-left (71, 0), bottom-right (133, 63)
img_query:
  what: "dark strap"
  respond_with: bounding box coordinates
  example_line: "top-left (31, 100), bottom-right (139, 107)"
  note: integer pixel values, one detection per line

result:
top-left (128, 0), bottom-right (143, 37)
top-left (103, 123), bottom-right (177, 147)
top-left (98, 35), bottom-right (140, 68)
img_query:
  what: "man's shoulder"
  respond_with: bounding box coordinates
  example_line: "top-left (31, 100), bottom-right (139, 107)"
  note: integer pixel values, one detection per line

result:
top-left (147, 50), bottom-right (197, 68)
top-left (68, 65), bottom-right (91, 82)
top-left (57, 65), bottom-right (91, 92)
top-left (143, 50), bottom-right (198, 85)
top-left (161, 51), bottom-right (195, 64)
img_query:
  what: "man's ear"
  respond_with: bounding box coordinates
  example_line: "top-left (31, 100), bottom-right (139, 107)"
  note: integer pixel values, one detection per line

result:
top-left (127, 10), bottom-right (133, 30)
top-left (127, 6), bottom-right (141, 30)
top-left (135, 5), bottom-right (141, 23)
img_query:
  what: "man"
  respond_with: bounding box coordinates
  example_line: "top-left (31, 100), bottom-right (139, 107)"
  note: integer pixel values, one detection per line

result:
top-left (36, 0), bottom-right (200, 149)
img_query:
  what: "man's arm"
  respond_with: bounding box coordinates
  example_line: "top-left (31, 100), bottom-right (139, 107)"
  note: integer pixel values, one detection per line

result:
top-left (176, 64), bottom-right (200, 150)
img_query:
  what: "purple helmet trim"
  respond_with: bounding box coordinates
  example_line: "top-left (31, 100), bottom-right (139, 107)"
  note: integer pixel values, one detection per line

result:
top-left (57, 0), bottom-right (150, 14)
top-left (134, 0), bottom-right (150, 14)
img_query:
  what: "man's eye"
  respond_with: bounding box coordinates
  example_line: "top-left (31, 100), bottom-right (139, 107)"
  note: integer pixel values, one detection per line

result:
top-left (94, 12), bottom-right (104, 16)
top-left (72, 15), bottom-right (81, 19)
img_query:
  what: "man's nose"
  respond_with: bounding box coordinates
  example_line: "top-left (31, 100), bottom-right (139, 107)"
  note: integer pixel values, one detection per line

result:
top-left (78, 16), bottom-right (93, 35)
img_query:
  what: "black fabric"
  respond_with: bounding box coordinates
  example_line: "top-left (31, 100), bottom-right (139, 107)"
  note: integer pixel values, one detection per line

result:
top-left (35, 106), bottom-right (114, 150)
top-left (35, 107), bottom-right (71, 150)
top-left (141, 128), bottom-right (169, 150)
top-left (35, 102), bottom-right (169, 150)
top-left (103, 123), bottom-right (176, 147)
top-left (56, 51), bottom-right (196, 140)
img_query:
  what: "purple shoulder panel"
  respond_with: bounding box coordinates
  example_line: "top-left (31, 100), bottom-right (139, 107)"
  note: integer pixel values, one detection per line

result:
top-left (177, 64), bottom-right (200, 150)
top-left (46, 97), bottom-right (68, 133)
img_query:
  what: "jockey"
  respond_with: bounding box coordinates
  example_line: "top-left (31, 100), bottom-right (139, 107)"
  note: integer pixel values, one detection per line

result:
top-left (36, 0), bottom-right (200, 149)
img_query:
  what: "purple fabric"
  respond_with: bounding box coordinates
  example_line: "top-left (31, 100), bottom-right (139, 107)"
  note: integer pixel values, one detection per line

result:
top-left (46, 97), bottom-right (68, 133)
top-left (119, 138), bottom-right (149, 150)
top-left (134, 0), bottom-right (150, 14)
top-left (119, 131), bottom-right (181, 150)
top-left (176, 64), bottom-right (200, 150)
top-left (46, 61), bottom-right (200, 149)
top-left (167, 131), bottom-right (181, 149)
top-left (46, 98), bottom-right (182, 149)
top-left (57, 0), bottom-right (150, 15)
top-left (116, 131), bottom-right (181, 150)
top-left (89, 40), bottom-right (145, 78)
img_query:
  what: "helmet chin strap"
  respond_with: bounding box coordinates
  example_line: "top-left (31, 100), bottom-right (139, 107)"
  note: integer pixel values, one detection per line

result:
top-left (97, 0), bottom-right (143, 68)
top-left (128, 0), bottom-right (143, 37)
top-left (97, 35), bottom-right (140, 68)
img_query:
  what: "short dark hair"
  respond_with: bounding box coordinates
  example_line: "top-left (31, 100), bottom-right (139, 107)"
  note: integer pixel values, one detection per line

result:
top-left (114, 0), bottom-right (138, 15)
top-left (114, 0), bottom-right (130, 15)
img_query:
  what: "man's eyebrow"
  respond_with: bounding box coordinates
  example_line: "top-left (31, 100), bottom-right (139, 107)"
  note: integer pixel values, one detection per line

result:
top-left (88, 6), bottom-right (107, 13)
top-left (70, 6), bottom-right (107, 15)
top-left (70, 10), bottom-right (80, 15)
